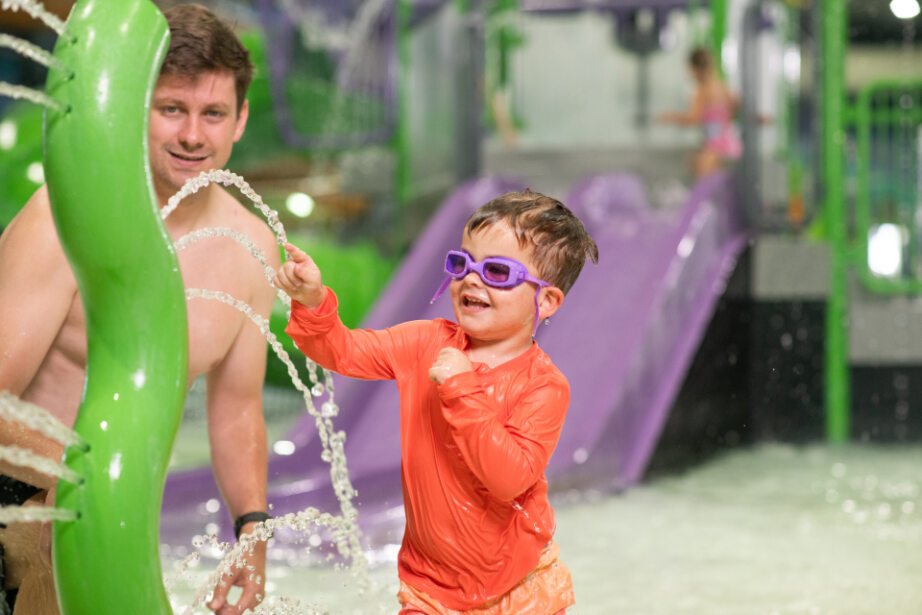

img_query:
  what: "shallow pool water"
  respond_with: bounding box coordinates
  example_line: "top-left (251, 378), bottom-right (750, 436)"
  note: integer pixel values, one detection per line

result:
top-left (165, 442), bottom-right (922, 614)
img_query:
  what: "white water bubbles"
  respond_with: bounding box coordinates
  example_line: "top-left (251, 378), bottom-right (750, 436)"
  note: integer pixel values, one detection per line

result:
top-left (0, 391), bottom-right (86, 450)
top-left (0, 504), bottom-right (77, 525)
top-left (0, 1), bottom-right (73, 111)
top-left (183, 288), bottom-right (364, 574)
top-left (163, 169), bottom-right (287, 249)
top-left (0, 81), bottom-right (65, 112)
top-left (167, 170), bottom-right (369, 610)
top-left (0, 391), bottom-right (84, 525)
top-left (171, 509), bottom-right (360, 615)
top-left (0, 33), bottom-right (70, 75)
top-left (1, 0), bottom-right (67, 36)
top-left (820, 449), bottom-right (922, 541)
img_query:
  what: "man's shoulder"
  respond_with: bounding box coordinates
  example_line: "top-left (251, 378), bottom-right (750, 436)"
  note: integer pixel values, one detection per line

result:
top-left (4, 185), bottom-right (65, 257)
top-left (18, 184), bottom-right (53, 225)
top-left (215, 187), bottom-right (280, 253)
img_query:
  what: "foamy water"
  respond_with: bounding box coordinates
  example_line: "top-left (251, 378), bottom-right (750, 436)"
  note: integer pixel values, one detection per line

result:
top-left (165, 442), bottom-right (922, 614)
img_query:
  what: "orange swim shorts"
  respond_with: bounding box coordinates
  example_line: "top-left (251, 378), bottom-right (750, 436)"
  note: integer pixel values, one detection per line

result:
top-left (397, 541), bottom-right (575, 615)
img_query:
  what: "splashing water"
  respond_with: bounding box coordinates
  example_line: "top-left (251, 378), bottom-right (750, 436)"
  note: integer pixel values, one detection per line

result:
top-left (0, 82), bottom-right (64, 111)
top-left (0, 393), bottom-right (82, 526)
top-left (184, 289), bottom-right (363, 560)
top-left (0, 0), bottom-right (67, 36)
top-left (175, 227), bottom-right (279, 288)
top-left (162, 170), bottom-right (287, 247)
top-left (0, 392), bottom-right (84, 486)
top-left (0, 504), bottom-right (77, 525)
top-left (0, 33), bottom-right (70, 74)
top-left (0, 444), bottom-right (82, 485)
top-left (0, 391), bottom-right (87, 450)
top-left (179, 508), bottom-right (358, 614)
top-left (166, 170), bottom-right (369, 611)
top-left (0, 5), bottom-right (73, 110)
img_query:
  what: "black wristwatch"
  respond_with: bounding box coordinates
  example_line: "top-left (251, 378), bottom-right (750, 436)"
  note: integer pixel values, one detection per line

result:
top-left (233, 511), bottom-right (271, 540)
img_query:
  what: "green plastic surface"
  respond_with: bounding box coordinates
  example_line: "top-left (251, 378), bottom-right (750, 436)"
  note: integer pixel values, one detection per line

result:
top-left (43, 1), bottom-right (186, 613)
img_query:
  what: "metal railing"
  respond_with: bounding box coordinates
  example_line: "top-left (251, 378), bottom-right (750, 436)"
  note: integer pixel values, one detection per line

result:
top-left (853, 79), bottom-right (922, 293)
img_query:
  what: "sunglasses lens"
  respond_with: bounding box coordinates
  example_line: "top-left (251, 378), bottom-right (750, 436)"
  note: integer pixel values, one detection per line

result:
top-left (446, 253), bottom-right (468, 276)
top-left (483, 260), bottom-right (512, 284)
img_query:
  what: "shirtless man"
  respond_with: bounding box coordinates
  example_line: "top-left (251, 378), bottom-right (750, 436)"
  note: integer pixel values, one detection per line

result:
top-left (0, 5), bottom-right (278, 614)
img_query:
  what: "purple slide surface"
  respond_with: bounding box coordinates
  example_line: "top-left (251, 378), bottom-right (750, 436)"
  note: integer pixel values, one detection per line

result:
top-left (161, 171), bottom-right (745, 548)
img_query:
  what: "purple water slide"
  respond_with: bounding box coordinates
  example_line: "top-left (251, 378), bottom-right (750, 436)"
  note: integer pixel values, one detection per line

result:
top-left (160, 171), bottom-right (746, 547)
top-left (538, 171), bottom-right (745, 490)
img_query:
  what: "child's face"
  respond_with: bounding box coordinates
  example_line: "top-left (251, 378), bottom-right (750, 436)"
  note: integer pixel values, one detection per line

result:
top-left (451, 221), bottom-right (544, 345)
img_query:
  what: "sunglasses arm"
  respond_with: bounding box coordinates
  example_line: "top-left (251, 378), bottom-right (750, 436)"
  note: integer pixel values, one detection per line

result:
top-left (430, 276), bottom-right (451, 304)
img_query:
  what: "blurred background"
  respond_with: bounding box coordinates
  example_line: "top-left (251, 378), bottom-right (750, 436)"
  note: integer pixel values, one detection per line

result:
top-left (3, 0), bottom-right (920, 458)
top-left (2, 0), bottom-right (922, 612)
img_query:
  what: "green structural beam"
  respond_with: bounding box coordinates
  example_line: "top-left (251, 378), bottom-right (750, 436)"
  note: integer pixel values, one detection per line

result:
top-left (709, 0), bottom-right (727, 73)
top-left (820, 0), bottom-right (850, 443)
top-left (43, 1), bottom-right (187, 613)
top-left (394, 0), bottom-right (412, 209)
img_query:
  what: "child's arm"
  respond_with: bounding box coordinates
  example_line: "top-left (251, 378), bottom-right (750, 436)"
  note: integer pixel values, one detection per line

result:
top-left (438, 372), bottom-right (569, 502)
top-left (659, 88), bottom-right (704, 126)
top-left (276, 243), bottom-right (427, 382)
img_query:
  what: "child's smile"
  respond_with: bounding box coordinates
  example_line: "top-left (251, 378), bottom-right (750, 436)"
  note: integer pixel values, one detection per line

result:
top-left (460, 292), bottom-right (490, 310)
top-left (451, 222), bottom-right (543, 359)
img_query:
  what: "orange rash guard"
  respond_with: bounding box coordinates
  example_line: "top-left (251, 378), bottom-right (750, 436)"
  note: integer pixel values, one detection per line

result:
top-left (286, 289), bottom-right (571, 610)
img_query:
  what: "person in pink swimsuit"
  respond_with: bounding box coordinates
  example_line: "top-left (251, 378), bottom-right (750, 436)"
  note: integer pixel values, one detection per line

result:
top-left (660, 46), bottom-right (742, 178)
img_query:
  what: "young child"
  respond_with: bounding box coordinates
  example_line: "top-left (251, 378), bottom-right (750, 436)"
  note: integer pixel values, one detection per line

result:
top-left (659, 46), bottom-right (742, 178)
top-left (273, 189), bottom-right (598, 614)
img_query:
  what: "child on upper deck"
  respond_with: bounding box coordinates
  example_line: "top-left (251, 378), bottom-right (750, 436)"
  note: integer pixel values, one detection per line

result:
top-left (273, 189), bottom-right (598, 614)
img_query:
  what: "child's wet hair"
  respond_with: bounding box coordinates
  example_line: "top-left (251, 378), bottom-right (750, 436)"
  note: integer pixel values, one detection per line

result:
top-left (465, 189), bottom-right (599, 294)
top-left (688, 46), bottom-right (712, 73)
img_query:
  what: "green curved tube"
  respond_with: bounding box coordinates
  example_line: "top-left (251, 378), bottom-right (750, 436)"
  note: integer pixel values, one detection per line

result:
top-left (43, 1), bottom-right (187, 613)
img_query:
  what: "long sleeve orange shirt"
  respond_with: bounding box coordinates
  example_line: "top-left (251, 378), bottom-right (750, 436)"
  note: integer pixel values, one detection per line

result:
top-left (285, 289), bottom-right (570, 610)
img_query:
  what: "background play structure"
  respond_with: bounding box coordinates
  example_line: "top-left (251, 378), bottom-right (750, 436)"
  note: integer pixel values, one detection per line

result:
top-left (2, 0), bottom-right (922, 613)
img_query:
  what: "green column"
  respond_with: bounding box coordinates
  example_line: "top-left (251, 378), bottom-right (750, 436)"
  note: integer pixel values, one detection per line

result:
top-left (394, 0), bottom-right (412, 208)
top-left (820, 0), bottom-right (850, 442)
top-left (44, 1), bottom-right (187, 613)
top-left (709, 0), bottom-right (727, 72)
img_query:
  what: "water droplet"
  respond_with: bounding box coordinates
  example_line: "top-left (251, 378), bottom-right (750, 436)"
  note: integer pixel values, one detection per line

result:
top-left (321, 401), bottom-right (339, 417)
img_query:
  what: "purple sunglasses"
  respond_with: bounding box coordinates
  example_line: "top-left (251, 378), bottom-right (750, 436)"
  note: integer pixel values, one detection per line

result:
top-left (430, 250), bottom-right (550, 335)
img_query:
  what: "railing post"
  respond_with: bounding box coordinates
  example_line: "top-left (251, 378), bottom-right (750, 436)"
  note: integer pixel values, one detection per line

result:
top-left (820, 0), bottom-right (850, 442)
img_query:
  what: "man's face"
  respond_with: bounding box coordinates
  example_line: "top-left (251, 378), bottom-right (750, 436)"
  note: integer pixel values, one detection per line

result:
top-left (148, 70), bottom-right (248, 202)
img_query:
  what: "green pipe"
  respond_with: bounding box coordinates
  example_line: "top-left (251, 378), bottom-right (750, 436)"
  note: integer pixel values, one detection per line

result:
top-left (820, 0), bottom-right (849, 443)
top-left (492, 0), bottom-right (518, 90)
top-left (43, 1), bottom-right (187, 613)
top-left (394, 0), bottom-right (412, 209)
top-left (709, 0), bottom-right (727, 73)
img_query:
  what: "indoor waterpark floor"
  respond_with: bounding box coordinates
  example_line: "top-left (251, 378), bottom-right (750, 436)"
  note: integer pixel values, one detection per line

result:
top-left (165, 430), bottom-right (922, 614)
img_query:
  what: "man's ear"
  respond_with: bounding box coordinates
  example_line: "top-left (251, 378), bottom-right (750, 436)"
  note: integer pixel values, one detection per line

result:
top-left (233, 99), bottom-right (249, 142)
top-left (538, 286), bottom-right (564, 320)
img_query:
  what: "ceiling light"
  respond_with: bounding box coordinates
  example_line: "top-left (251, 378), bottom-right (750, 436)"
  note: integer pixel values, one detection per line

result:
top-left (890, 0), bottom-right (921, 20)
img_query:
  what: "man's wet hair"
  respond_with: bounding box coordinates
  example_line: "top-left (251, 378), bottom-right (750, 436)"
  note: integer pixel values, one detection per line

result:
top-left (161, 3), bottom-right (254, 114)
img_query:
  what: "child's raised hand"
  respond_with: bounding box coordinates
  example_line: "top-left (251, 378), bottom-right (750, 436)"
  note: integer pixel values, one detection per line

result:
top-left (273, 242), bottom-right (325, 308)
top-left (428, 347), bottom-right (472, 384)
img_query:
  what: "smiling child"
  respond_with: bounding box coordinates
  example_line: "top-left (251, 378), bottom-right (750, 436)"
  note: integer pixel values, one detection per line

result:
top-left (273, 189), bottom-right (598, 614)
